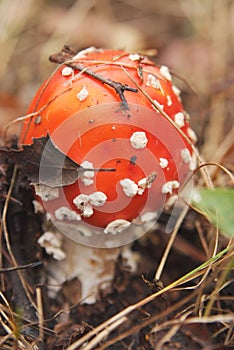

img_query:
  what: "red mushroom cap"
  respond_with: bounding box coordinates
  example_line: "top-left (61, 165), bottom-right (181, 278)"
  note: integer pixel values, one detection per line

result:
top-left (20, 48), bottom-right (197, 247)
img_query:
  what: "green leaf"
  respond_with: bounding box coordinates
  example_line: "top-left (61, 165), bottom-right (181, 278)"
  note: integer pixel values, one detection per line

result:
top-left (192, 188), bottom-right (234, 237)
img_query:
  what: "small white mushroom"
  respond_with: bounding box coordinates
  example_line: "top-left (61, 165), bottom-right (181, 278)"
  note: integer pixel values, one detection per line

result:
top-left (120, 178), bottom-right (138, 197)
top-left (161, 180), bottom-right (180, 194)
top-left (159, 65), bottom-right (172, 81)
top-left (159, 158), bottom-right (169, 169)
top-left (174, 112), bottom-right (185, 128)
top-left (76, 86), bottom-right (89, 102)
top-left (130, 131), bottom-right (148, 149)
top-left (104, 219), bottom-right (131, 235)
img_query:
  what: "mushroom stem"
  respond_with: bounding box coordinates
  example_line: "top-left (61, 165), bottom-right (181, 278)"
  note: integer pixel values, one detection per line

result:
top-left (38, 227), bottom-right (137, 304)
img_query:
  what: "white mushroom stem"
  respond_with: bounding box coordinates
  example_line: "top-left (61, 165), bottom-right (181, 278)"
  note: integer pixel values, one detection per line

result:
top-left (38, 227), bottom-right (138, 304)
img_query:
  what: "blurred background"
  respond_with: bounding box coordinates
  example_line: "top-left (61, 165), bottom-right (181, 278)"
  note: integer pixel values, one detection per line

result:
top-left (0, 0), bottom-right (233, 162)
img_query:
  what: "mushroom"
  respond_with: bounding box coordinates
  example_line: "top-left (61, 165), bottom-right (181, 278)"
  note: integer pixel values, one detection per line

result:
top-left (19, 47), bottom-right (197, 303)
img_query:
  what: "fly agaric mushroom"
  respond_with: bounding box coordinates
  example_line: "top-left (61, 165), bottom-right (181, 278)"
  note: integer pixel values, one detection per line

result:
top-left (19, 47), bottom-right (197, 303)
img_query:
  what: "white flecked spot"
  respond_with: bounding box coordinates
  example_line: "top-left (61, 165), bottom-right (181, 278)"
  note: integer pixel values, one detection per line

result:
top-left (46, 212), bottom-right (53, 221)
top-left (159, 158), bottom-right (169, 169)
top-left (130, 131), bottom-right (148, 149)
top-left (137, 178), bottom-right (147, 195)
top-left (184, 111), bottom-right (190, 121)
top-left (174, 112), bottom-right (185, 128)
top-left (89, 192), bottom-right (107, 206)
top-left (172, 85), bottom-right (181, 97)
top-left (35, 184), bottom-right (59, 201)
top-left (104, 219), bottom-right (131, 234)
top-left (73, 194), bottom-right (93, 217)
top-left (120, 178), bottom-right (138, 197)
top-left (73, 47), bottom-right (103, 60)
top-left (140, 211), bottom-right (157, 223)
top-left (61, 66), bottom-right (73, 76)
top-left (32, 200), bottom-right (44, 213)
top-left (152, 100), bottom-right (164, 112)
top-left (38, 232), bottom-right (66, 261)
top-left (81, 160), bottom-right (94, 171)
top-left (82, 204), bottom-right (93, 217)
top-left (146, 74), bottom-right (161, 89)
top-left (181, 148), bottom-right (191, 163)
top-left (129, 53), bottom-right (141, 61)
top-left (138, 172), bottom-right (157, 194)
top-left (34, 115), bottom-right (41, 125)
top-left (159, 65), bottom-right (172, 81)
top-left (165, 194), bottom-right (178, 209)
top-left (73, 194), bottom-right (90, 208)
top-left (81, 177), bottom-right (94, 187)
top-left (73, 191), bottom-right (107, 217)
top-left (187, 128), bottom-right (198, 143)
top-left (161, 180), bottom-right (180, 194)
top-left (189, 152), bottom-right (197, 171)
top-left (167, 95), bottom-right (172, 106)
top-left (120, 172), bottom-right (157, 197)
top-left (55, 206), bottom-right (81, 221)
top-left (76, 86), bottom-right (89, 101)
top-left (80, 161), bottom-right (95, 186)
top-left (172, 180), bottom-right (180, 189)
top-left (132, 210), bottom-right (158, 225)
